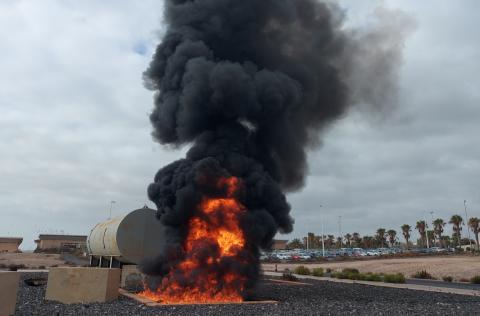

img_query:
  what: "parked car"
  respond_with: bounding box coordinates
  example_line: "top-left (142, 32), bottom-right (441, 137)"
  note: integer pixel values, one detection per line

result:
top-left (298, 253), bottom-right (312, 260)
top-left (276, 253), bottom-right (292, 260)
top-left (430, 247), bottom-right (446, 253)
top-left (352, 248), bottom-right (367, 257)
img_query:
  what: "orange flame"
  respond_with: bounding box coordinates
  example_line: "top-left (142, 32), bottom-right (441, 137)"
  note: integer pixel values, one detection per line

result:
top-left (140, 176), bottom-right (247, 304)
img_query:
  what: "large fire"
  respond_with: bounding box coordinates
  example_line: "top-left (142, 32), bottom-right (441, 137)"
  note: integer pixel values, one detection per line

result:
top-left (140, 176), bottom-right (248, 304)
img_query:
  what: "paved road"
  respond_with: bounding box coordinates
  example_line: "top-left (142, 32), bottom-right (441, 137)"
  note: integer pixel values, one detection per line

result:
top-left (407, 278), bottom-right (480, 291)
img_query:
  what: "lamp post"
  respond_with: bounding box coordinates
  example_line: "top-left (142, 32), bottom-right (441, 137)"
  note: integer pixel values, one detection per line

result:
top-left (338, 215), bottom-right (342, 248)
top-left (423, 211), bottom-right (429, 249)
top-left (430, 211), bottom-right (435, 246)
top-left (464, 200), bottom-right (473, 251)
top-left (306, 232), bottom-right (309, 251)
top-left (320, 205), bottom-right (325, 258)
top-left (108, 200), bottom-right (116, 220)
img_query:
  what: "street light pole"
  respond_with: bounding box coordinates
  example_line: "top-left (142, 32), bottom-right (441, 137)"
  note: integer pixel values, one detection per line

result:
top-left (322, 219), bottom-right (326, 258)
top-left (464, 200), bottom-right (473, 250)
top-left (306, 232), bottom-right (309, 251)
top-left (430, 211), bottom-right (435, 246)
top-left (424, 211), bottom-right (429, 249)
top-left (109, 200), bottom-right (116, 220)
top-left (338, 215), bottom-right (342, 248)
top-left (320, 205), bottom-right (325, 258)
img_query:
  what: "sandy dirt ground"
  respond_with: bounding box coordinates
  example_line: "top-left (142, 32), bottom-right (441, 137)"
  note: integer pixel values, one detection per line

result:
top-left (263, 255), bottom-right (480, 281)
top-left (0, 253), bottom-right (68, 268)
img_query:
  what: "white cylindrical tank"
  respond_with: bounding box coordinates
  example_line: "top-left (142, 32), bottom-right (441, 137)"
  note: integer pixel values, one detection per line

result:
top-left (87, 206), bottom-right (165, 264)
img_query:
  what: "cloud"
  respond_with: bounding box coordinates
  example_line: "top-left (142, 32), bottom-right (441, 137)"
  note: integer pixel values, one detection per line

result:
top-left (289, 0), bottom-right (480, 241)
top-left (0, 0), bottom-right (173, 248)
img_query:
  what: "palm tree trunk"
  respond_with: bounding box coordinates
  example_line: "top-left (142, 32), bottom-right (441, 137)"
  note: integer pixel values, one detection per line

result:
top-left (457, 225), bottom-right (461, 247)
top-left (475, 233), bottom-right (479, 251)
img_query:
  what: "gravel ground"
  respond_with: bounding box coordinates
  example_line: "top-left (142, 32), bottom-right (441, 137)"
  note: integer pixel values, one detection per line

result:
top-left (15, 272), bottom-right (480, 315)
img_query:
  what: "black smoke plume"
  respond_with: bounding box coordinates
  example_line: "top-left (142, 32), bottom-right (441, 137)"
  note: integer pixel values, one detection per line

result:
top-left (141, 0), bottom-right (411, 295)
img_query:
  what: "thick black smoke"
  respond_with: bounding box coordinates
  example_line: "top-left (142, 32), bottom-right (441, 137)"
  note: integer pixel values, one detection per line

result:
top-left (141, 0), bottom-right (411, 294)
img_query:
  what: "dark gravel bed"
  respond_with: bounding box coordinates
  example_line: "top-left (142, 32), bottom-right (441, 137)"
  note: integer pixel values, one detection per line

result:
top-left (15, 272), bottom-right (480, 315)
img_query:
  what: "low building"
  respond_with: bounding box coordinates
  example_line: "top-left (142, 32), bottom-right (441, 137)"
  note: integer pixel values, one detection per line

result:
top-left (0, 237), bottom-right (23, 253)
top-left (35, 234), bottom-right (87, 253)
top-left (272, 239), bottom-right (288, 250)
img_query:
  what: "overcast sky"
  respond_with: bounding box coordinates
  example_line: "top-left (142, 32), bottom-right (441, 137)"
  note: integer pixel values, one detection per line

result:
top-left (1, 1), bottom-right (479, 249)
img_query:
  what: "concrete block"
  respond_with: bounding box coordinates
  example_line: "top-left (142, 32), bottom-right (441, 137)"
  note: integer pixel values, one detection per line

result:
top-left (0, 272), bottom-right (20, 316)
top-left (45, 267), bottom-right (120, 304)
top-left (121, 265), bottom-right (143, 289)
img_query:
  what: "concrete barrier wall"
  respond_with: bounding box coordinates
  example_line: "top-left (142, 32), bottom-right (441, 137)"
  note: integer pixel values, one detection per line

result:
top-left (0, 272), bottom-right (20, 316)
top-left (45, 267), bottom-right (121, 304)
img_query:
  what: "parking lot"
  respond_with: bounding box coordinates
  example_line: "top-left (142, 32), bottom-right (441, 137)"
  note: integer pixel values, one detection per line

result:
top-left (261, 247), bottom-right (454, 262)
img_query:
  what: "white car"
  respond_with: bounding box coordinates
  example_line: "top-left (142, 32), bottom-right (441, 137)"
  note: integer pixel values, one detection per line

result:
top-left (276, 253), bottom-right (292, 260)
top-left (430, 247), bottom-right (446, 253)
top-left (298, 253), bottom-right (312, 260)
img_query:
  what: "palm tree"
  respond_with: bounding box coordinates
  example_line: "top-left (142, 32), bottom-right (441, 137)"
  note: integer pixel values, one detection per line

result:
top-left (376, 228), bottom-right (386, 248)
top-left (336, 236), bottom-right (343, 248)
top-left (449, 215), bottom-right (463, 247)
top-left (416, 221), bottom-right (427, 247)
top-left (352, 232), bottom-right (361, 247)
top-left (287, 238), bottom-right (304, 249)
top-left (433, 218), bottom-right (445, 247)
top-left (427, 230), bottom-right (435, 247)
top-left (468, 217), bottom-right (480, 251)
top-left (313, 235), bottom-right (321, 249)
top-left (401, 224), bottom-right (411, 248)
top-left (327, 235), bottom-right (335, 249)
top-left (387, 229), bottom-right (397, 247)
top-left (362, 236), bottom-right (374, 248)
top-left (344, 233), bottom-right (352, 247)
top-left (440, 235), bottom-right (451, 248)
top-left (304, 232), bottom-right (316, 249)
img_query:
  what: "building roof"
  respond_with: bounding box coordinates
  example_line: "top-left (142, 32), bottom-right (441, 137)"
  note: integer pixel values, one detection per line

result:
top-left (0, 237), bottom-right (23, 243)
top-left (273, 239), bottom-right (289, 243)
top-left (37, 234), bottom-right (87, 242)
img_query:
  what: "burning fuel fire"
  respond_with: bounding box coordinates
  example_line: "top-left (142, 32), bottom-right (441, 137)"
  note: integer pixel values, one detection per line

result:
top-left (140, 176), bottom-right (248, 304)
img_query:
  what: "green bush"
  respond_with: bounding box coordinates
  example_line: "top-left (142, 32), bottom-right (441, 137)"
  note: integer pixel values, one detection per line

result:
top-left (342, 268), bottom-right (360, 274)
top-left (412, 270), bottom-right (434, 279)
top-left (330, 271), bottom-right (384, 282)
top-left (294, 266), bottom-right (311, 275)
top-left (331, 271), bottom-right (348, 279)
top-left (470, 275), bottom-right (480, 284)
top-left (312, 268), bottom-right (324, 277)
top-left (365, 273), bottom-right (382, 282)
top-left (442, 276), bottom-right (453, 282)
top-left (384, 273), bottom-right (406, 284)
